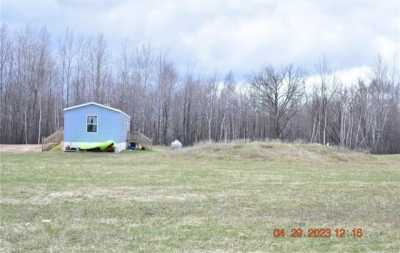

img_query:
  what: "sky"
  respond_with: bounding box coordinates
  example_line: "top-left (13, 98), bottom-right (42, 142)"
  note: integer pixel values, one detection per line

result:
top-left (1, 0), bottom-right (400, 83)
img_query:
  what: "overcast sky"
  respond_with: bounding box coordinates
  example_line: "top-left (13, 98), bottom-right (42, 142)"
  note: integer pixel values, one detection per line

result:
top-left (2, 0), bottom-right (400, 82)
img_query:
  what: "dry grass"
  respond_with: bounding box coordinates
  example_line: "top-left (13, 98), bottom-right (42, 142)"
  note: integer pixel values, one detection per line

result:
top-left (1, 142), bottom-right (399, 252)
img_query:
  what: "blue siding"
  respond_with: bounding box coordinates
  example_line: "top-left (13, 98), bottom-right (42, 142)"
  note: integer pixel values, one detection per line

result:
top-left (64, 104), bottom-right (129, 143)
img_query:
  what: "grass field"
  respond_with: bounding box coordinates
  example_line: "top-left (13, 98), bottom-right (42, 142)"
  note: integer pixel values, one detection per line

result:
top-left (1, 142), bottom-right (400, 252)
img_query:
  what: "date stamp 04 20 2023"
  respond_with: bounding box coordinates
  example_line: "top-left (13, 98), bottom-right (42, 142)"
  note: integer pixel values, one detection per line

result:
top-left (273, 228), bottom-right (364, 239)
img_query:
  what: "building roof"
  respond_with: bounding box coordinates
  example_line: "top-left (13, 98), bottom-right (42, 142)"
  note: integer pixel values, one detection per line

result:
top-left (64, 102), bottom-right (130, 119)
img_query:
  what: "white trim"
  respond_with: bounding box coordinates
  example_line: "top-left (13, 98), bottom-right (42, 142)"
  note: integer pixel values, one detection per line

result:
top-left (63, 141), bottom-right (127, 153)
top-left (64, 102), bottom-right (130, 119)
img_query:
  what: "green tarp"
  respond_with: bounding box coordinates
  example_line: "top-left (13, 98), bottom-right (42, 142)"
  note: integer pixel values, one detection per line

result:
top-left (79, 141), bottom-right (114, 151)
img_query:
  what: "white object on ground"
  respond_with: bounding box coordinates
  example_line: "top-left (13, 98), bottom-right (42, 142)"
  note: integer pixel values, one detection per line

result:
top-left (171, 140), bottom-right (183, 149)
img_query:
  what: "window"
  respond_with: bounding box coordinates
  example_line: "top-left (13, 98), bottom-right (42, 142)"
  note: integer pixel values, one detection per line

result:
top-left (87, 116), bottom-right (97, 132)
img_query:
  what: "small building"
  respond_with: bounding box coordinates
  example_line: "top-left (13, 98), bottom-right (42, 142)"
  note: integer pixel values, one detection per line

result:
top-left (63, 102), bottom-right (130, 152)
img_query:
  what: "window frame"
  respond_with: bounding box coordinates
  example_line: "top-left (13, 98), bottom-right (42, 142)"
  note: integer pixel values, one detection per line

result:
top-left (86, 115), bottom-right (98, 133)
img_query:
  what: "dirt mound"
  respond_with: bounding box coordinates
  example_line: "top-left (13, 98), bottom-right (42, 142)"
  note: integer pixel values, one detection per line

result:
top-left (177, 141), bottom-right (368, 162)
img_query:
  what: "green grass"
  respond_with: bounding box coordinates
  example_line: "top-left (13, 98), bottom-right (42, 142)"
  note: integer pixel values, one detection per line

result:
top-left (1, 142), bottom-right (400, 252)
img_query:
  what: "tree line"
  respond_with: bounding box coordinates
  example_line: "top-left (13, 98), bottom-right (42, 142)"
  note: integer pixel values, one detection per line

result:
top-left (1, 25), bottom-right (399, 153)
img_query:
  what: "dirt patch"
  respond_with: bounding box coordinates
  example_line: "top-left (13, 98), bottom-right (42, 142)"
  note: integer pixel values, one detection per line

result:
top-left (260, 144), bottom-right (273, 149)
top-left (0, 144), bottom-right (42, 153)
top-left (232, 144), bottom-right (244, 149)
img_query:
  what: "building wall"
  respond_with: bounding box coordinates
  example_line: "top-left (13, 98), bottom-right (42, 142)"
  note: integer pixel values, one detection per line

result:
top-left (64, 104), bottom-right (129, 145)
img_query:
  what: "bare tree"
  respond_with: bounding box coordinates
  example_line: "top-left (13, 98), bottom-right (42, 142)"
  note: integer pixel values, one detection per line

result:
top-left (251, 65), bottom-right (305, 138)
top-left (1, 25), bottom-right (399, 153)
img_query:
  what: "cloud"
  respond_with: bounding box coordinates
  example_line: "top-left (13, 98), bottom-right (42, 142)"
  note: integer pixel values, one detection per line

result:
top-left (56, 0), bottom-right (124, 9)
top-left (306, 66), bottom-right (372, 90)
top-left (2, 0), bottom-right (400, 78)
